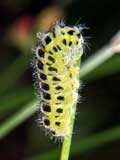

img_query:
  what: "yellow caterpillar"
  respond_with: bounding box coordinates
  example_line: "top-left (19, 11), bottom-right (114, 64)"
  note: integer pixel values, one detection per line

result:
top-left (33, 22), bottom-right (84, 140)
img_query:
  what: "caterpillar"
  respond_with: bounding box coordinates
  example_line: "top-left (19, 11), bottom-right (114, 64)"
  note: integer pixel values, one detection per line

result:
top-left (33, 21), bottom-right (84, 140)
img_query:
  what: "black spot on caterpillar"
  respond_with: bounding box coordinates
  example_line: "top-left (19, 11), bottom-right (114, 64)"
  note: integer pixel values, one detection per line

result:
top-left (45, 36), bottom-right (52, 45)
top-left (56, 86), bottom-right (63, 90)
top-left (37, 49), bottom-right (45, 58)
top-left (57, 45), bottom-right (61, 50)
top-left (37, 60), bottom-right (44, 70)
top-left (49, 51), bottom-right (53, 55)
top-left (53, 77), bottom-right (61, 81)
top-left (55, 122), bottom-right (61, 126)
top-left (67, 30), bottom-right (75, 35)
top-left (53, 46), bottom-right (58, 52)
top-left (69, 41), bottom-right (72, 46)
top-left (56, 108), bottom-right (63, 113)
top-left (44, 118), bottom-right (50, 126)
top-left (52, 30), bottom-right (56, 38)
top-left (41, 103), bottom-right (51, 112)
top-left (57, 96), bottom-right (64, 101)
top-left (48, 67), bottom-right (58, 72)
top-left (38, 72), bottom-right (47, 81)
top-left (41, 92), bottom-right (51, 100)
top-left (40, 82), bottom-right (50, 91)
top-left (62, 39), bottom-right (67, 45)
top-left (48, 56), bottom-right (55, 63)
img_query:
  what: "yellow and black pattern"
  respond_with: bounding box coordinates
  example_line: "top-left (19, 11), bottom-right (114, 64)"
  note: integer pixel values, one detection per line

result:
top-left (34, 22), bottom-right (84, 139)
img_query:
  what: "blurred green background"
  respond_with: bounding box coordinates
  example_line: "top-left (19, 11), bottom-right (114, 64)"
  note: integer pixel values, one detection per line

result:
top-left (0, 0), bottom-right (120, 160)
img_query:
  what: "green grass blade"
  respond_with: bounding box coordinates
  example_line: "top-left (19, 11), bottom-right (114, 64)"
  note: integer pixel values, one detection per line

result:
top-left (80, 31), bottom-right (120, 80)
top-left (0, 100), bottom-right (37, 139)
top-left (0, 87), bottom-right (34, 116)
top-left (80, 45), bottom-right (115, 79)
top-left (81, 54), bottom-right (120, 81)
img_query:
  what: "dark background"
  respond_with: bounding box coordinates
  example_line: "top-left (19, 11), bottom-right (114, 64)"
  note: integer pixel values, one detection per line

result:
top-left (0, 0), bottom-right (120, 159)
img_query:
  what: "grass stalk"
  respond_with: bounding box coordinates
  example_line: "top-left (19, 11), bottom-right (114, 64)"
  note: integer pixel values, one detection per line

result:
top-left (80, 45), bottom-right (115, 78)
top-left (60, 103), bottom-right (76, 160)
top-left (0, 100), bottom-right (37, 139)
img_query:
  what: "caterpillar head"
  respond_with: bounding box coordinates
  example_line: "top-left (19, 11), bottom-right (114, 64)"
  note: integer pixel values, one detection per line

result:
top-left (37, 22), bottom-right (84, 67)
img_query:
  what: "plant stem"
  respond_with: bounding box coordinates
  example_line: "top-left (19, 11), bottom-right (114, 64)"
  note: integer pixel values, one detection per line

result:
top-left (80, 45), bottom-right (115, 79)
top-left (60, 103), bottom-right (76, 160)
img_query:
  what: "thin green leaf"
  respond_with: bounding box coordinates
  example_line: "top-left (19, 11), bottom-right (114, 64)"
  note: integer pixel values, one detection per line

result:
top-left (0, 87), bottom-right (34, 116)
top-left (0, 100), bottom-right (37, 139)
top-left (81, 54), bottom-right (120, 81)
